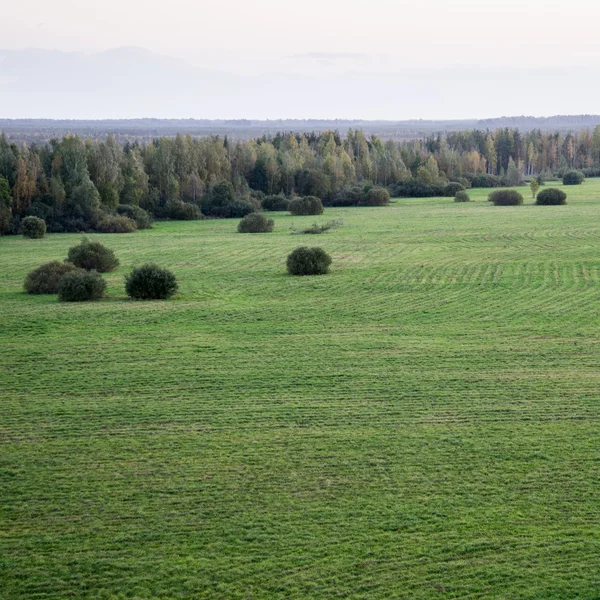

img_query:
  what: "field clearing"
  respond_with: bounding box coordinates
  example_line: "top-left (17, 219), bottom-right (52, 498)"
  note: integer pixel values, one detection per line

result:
top-left (2, 181), bottom-right (600, 598)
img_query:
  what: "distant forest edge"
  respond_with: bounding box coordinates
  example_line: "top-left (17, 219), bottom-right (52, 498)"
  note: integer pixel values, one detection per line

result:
top-left (3, 115), bottom-right (600, 143)
top-left (1, 124), bottom-right (599, 234)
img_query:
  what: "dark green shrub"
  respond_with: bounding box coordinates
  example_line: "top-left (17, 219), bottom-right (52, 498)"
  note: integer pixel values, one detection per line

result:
top-left (454, 191), bottom-right (471, 203)
top-left (24, 261), bottom-right (78, 294)
top-left (562, 170), bottom-right (584, 185)
top-left (327, 186), bottom-right (364, 207)
top-left (289, 196), bottom-right (324, 216)
top-left (443, 182), bottom-right (465, 197)
top-left (96, 215), bottom-right (137, 233)
top-left (488, 190), bottom-right (523, 206)
top-left (165, 201), bottom-right (202, 220)
top-left (237, 212), bottom-right (274, 233)
top-left (20, 216), bottom-right (46, 239)
top-left (262, 195), bottom-right (290, 211)
top-left (58, 269), bottom-right (106, 302)
top-left (286, 246), bottom-right (332, 276)
top-left (67, 238), bottom-right (119, 273)
top-left (363, 187), bottom-right (390, 206)
top-left (392, 180), bottom-right (445, 197)
top-left (467, 173), bottom-right (502, 188)
top-left (116, 204), bottom-right (153, 229)
top-left (536, 188), bottom-right (567, 205)
top-left (125, 264), bottom-right (178, 300)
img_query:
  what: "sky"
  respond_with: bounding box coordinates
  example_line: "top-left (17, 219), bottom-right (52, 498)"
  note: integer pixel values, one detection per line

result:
top-left (2, 0), bottom-right (600, 118)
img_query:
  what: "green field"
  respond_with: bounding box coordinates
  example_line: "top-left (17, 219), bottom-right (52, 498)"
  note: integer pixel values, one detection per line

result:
top-left (2, 182), bottom-right (600, 598)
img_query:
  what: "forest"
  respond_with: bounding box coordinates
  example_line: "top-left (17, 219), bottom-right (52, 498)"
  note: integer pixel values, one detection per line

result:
top-left (1, 125), bottom-right (600, 234)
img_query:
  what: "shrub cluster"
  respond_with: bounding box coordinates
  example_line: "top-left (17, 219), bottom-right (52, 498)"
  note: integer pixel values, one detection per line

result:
top-left (164, 201), bottom-right (203, 220)
top-left (562, 170), bottom-right (585, 185)
top-left (289, 196), bottom-right (324, 216)
top-left (286, 247), bottom-right (332, 276)
top-left (443, 182), bottom-right (465, 197)
top-left (363, 188), bottom-right (391, 206)
top-left (454, 191), bottom-right (471, 203)
top-left (237, 212), bottom-right (274, 233)
top-left (262, 195), bottom-right (290, 211)
top-left (67, 238), bottom-right (120, 272)
top-left (125, 264), bottom-right (178, 300)
top-left (58, 269), bottom-right (107, 302)
top-left (20, 216), bottom-right (46, 238)
top-left (96, 215), bottom-right (137, 233)
top-left (536, 188), bottom-right (567, 205)
top-left (488, 190), bottom-right (524, 206)
top-left (24, 261), bottom-right (78, 294)
top-left (116, 205), bottom-right (153, 229)
top-left (391, 180), bottom-right (444, 198)
top-left (202, 181), bottom-right (257, 218)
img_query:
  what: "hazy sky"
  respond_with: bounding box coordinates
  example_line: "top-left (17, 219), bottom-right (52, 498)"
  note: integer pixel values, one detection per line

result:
top-left (4, 0), bottom-right (600, 74)
top-left (2, 0), bottom-right (600, 119)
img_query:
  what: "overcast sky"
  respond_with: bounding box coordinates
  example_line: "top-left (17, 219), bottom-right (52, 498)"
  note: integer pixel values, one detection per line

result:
top-left (2, 0), bottom-right (600, 118)
top-left (4, 0), bottom-right (600, 73)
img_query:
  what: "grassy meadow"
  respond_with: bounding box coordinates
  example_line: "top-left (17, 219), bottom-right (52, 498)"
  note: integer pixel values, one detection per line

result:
top-left (2, 181), bottom-right (600, 598)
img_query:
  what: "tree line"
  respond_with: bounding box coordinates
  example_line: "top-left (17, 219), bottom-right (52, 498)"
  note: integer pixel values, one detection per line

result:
top-left (1, 126), bottom-right (599, 234)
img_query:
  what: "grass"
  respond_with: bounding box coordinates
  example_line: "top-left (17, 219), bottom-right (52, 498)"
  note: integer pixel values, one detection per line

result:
top-left (1, 180), bottom-right (600, 599)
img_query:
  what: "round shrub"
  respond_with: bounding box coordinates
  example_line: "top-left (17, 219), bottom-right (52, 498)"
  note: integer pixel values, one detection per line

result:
top-left (488, 190), bottom-right (524, 206)
top-left (24, 261), bottom-right (78, 294)
top-left (454, 191), bottom-right (471, 203)
top-left (20, 216), bottom-right (46, 239)
top-left (237, 212), bottom-right (274, 233)
top-left (286, 246), bottom-right (332, 276)
top-left (58, 269), bottom-right (106, 302)
top-left (116, 204), bottom-right (153, 229)
top-left (562, 170), bottom-right (584, 185)
top-left (443, 182), bottom-right (465, 197)
top-left (125, 264), bottom-right (178, 300)
top-left (67, 238), bottom-right (119, 273)
top-left (262, 195), bottom-right (290, 211)
top-left (96, 215), bottom-right (137, 233)
top-left (363, 187), bottom-right (390, 206)
top-left (289, 196), bottom-right (324, 216)
top-left (536, 188), bottom-right (567, 205)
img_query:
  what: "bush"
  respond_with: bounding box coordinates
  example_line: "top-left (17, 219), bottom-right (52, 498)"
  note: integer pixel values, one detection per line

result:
top-left (165, 201), bottom-right (203, 220)
top-left (488, 190), bottom-right (524, 206)
top-left (67, 238), bottom-right (119, 272)
top-left (443, 182), bottom-right (465, 197)
top-left (467, 173), bottom-right (502, 188)
top-left (24, 261), bottom-right (78, 294)
top-left (454, 191), bottom-right (471, 203)
top-left (116, 204), bottom-right (153, 229)
top-left (286, 246), bottom-right (332, 276)
top-left (20, 216), bottom-right (46, 239)
top-left (392, 180), bottom-right (445, 198)
top-left (58, 269), bottom-right (106, 302)
top-left (362, 187), bottom-right (390, 206)
top-left (237, 212), bottom-right (274, 233)
top-left (536, 188), bottom-right (567, 205)
top-left (326, 186), bottom-right (364, 207)
top-left (262, 195), bottom-right (290, 211)
top-left (125, 264), bottom-right (178, 300)
top-left (562, 170), bottom-right (585, 185)
top-left (96, 215), bottom-right (137, 233)
top-left (289, 196), bottom-right (324, 216)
